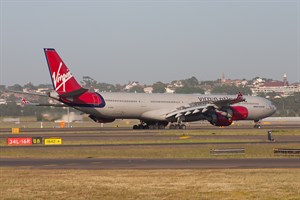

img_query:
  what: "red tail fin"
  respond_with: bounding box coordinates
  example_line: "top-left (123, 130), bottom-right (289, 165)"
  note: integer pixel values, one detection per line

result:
top-left (44, 48), bottom-right (83, 95)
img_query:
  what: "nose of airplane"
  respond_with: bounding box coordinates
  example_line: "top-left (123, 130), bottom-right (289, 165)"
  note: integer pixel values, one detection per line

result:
top-left (265, 99), bottom-right (277, 117)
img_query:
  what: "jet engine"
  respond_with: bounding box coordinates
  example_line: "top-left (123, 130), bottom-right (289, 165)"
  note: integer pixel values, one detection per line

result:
top-left (221, 106), bottom-right (248, 120)
top-left (208, 106), bottom-right (248, 126)
top-left (208, 112), bottom-right (233, 126)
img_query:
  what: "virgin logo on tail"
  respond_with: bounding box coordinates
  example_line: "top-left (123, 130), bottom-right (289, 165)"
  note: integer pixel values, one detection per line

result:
top-left (52, 62), bottom-right (73, 92)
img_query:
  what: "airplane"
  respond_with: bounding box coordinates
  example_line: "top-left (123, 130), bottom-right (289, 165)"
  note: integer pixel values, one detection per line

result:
top-left (21, 97), bottom-right (31, 105)
top-left (18, 48), bottom-right (277, 129)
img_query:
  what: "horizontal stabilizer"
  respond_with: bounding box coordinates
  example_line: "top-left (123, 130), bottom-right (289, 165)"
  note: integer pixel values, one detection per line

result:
top-left (21, 97), bottom-right (67, 107)
top-left (34, 103), bottom-right (67, 107)
top-left (6, 90), bottom-right (49, 97)
top-left (59, 88), bottom-right (88, 98)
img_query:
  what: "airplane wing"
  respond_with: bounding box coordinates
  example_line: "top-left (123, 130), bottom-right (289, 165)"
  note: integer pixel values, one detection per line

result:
top-left (165, 92), bottom-right (245, 120)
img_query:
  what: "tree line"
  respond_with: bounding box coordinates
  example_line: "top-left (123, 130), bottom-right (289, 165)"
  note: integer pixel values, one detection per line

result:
top-left (0, 93), bottom-right (299, 118)
top-left (1, 77), bottom-right (299, 118)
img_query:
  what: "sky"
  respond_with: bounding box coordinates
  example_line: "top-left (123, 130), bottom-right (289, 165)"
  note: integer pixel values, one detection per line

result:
top-left (0, 0), bottom-right (300, 86)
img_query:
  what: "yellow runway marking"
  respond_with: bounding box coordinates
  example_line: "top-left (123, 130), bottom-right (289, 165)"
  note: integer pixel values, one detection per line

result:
top-left (179, 136), bottom-right (190, 139)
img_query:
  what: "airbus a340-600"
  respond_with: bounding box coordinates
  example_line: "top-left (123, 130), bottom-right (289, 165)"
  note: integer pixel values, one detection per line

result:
top-left (19, 48), bottom-right (277, 129)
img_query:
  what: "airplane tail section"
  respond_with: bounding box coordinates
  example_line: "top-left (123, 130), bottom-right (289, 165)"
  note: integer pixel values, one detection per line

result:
top-left (43, 48), bottom-right (105, 108)
top-left (44, 48), bottom-right (85, 96)
top-left (21, 97), bottom-right (30, 105)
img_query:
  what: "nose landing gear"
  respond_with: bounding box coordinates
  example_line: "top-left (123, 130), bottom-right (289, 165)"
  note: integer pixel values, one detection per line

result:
top-left (254, 120), bottom-right (262, 128)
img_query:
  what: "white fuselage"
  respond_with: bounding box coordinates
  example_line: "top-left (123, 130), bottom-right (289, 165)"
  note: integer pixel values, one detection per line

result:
top-left (74, 93), bottom-right (276, 122)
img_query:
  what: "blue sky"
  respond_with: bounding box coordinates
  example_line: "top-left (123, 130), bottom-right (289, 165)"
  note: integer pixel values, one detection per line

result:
top-left (1, 0), bottom-right (299, 85)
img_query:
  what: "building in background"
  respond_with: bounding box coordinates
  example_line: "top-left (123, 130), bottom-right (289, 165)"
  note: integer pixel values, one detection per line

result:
top-left (251, 74), bottom-right (300, 97)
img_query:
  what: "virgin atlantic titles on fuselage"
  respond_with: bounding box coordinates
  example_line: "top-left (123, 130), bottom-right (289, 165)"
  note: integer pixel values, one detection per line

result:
top-left (43, 48), bottom-right (276, 129)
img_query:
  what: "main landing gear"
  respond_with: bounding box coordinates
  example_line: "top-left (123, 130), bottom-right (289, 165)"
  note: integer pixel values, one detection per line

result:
top-left (169, 116), bottom-right (187, 129)
top-left (254, 120), bottom-right (262, 128)
top-left (133, 121), bottom-right (168, 130)
top-left (169, 123), bottom-right (186, 129)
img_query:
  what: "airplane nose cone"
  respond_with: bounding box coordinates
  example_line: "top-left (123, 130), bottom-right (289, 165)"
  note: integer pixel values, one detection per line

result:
top-left (266, 99), bottom-right (277, 117)
top-left (270, 104), bottom-right (277, 115)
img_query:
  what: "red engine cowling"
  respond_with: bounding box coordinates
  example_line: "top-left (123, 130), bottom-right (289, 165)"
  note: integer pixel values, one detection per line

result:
top-left (230, 106), bottom-right (248, 120)
top-left (89, 115), bottom-right (115, 123)
top-left (209, 106), bottom-right (248, 126)
top-left (209, 112), bottom-right (233, 126)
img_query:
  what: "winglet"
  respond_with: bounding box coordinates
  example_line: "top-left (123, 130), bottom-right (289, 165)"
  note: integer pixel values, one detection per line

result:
top-left (230, 92), bottom-right (245, 104)
top-left (237, 92), bottom-right (243, 100)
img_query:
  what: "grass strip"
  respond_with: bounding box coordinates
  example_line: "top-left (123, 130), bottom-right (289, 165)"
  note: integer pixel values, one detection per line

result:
top-left (1, 144), bottom-right (299, 159)
top-left (0, 168), bottom-right (299, 200)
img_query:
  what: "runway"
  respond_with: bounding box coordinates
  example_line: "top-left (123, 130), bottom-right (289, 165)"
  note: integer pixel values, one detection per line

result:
top-left (0, 123), bottom-right (299, 133)
top-left (1, 127), bottom-right (300, 147)
top-left (1, 158), bottom-right (299, 169)
top-left (1, 124), bottom-right (299, 170)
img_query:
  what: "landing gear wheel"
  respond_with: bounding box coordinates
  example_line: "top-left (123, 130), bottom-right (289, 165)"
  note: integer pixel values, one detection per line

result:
top-left (151, 124), bottom-right (163, 129)
top-left (159, 125), bottom-right (165, 129)
top-left (254, 124), bottom-right (261, 129)
top-left (133, 125), bottom-right (139, 130)
top-left (254, 120), bottom-right (262, 129)
top-left (169, 123), bottom-right (187, 129)
top-left (149, 125), bottom-right (156, 129)
top-left (169, 124), bottom-right (175, 129)
top-left (180, 124), bottom-right (186, 129)
top-left (135, 121), bottom-right (167, 130)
